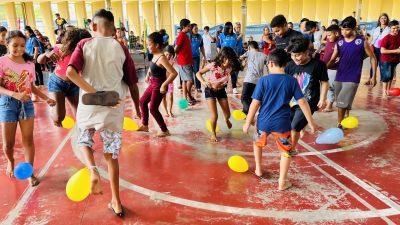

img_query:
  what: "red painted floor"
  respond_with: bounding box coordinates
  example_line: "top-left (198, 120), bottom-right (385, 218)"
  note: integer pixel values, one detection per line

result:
top-left (1, 65), bottom-right (400, 224)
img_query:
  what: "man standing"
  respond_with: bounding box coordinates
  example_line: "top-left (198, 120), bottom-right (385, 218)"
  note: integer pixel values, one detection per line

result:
top-left (54, 13), bottom-right (68, 34)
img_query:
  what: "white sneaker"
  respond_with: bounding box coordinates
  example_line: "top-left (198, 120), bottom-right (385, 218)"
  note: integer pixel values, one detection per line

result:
top-left (233, 88), bottom-right (239, 94)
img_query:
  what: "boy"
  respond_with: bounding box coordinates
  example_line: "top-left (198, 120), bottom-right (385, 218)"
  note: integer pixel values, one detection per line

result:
top-left (0, 26), bottom-right (7, 56)
top-left (239, 41), bottom-right (267, 114)
top-left (67, 9), bottom-right (138, 217)
top-left (243, 49), bottom-right (316, 191)
top-left (175, 19), bottom-right (196, 104)
top-left (327, 16), bottom-right (377, 128)
top-left (321, 25), bottom-right (341, 112)
top-left (285, 37), bottom-right (329, 151)
top-left (380, 20), bottom-right (400, 96)
top-left (202, 26), bottom-right (216, 66)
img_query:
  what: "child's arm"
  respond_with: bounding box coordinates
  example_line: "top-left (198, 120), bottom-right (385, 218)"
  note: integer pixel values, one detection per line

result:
top-left (327, 45), bottom-right (339, 69)
top-left (66, 66), bottom-right (97, 93)
top-left (37, 50), bottom-right (59, 64)
top-left (196, 66), bottom-right (212, 89)
top-left (243, 100), bottom-right (261, 134)
top-left (318, 81), bottom-right (329, 109)
top-left (364, 40), bottom-right (378, 87)
top-left (159, 56), bottom-right (178, 94)
top-left (31, 84), bottom-right (56, 106)
top-left (381, 47), bottom-right (400, 54)
top-left (297, 98), bottom-right (316, 133)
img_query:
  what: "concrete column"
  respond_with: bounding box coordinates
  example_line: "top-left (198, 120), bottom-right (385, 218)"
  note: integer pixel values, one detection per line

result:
top-left (4, 2), bottom-right (18, 30)
top-left (39, 1), bottom-right (56, 45)
top-left (216, 1), bottom-right (232, 25)
top-left (22, 2), bottom-right (36, 29)
top-left (201, 0), bottom-right (216, 27)
top-left (126, 0), bottom-right (141, 35)
top-left (288, 0), bottom-right (303, 24)
top-left (302, 0), bottom-right (316, 20)
top-left (75, 1), bottom-right (87, 28)
top-left (366, 0), bottom-right (381, 21)
top-left (275, 0), bottom-right (289, 17)
top-left (142, 0), bottom-right (156, 33)
top-left (315, 0), bottom-right (330, 26)
top-left (246, 0), bottom-right (261, 25)
top-left (111, 0), bottom-right (124, 28)
top-left (92, 1), bottom-right (106, 14)
top-left (261, 0), bottom-right (276, 24)
top-left (187, 0), bottom-right (201, 25)
top-left (58, 1), bottom-right (70, 22)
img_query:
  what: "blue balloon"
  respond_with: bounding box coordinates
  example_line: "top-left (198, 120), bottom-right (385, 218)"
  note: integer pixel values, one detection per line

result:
top-left (316, 128), bottom-right (344, 144)
top-left (14, 162), bottom-right (34, 180)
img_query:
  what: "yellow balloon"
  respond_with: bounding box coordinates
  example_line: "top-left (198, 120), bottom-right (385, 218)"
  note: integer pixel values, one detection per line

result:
top-left (232, 110), bottom-right (246, 121)
top-left (66, 167), bottom-right (91, 202)
top-left (341, 116), bottom-right (359, 129)
top-left (123, 117), bottom-right (139, 131)
top-left (206, 119), bottom-right (219, 133)
top-left (228, 155), bottom-right (249, 173)
top-left (62, 116), bottom-right (75, 129)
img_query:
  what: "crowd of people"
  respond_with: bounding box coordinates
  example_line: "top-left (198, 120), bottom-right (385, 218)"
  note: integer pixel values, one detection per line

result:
top-left (0, 8), bottom-right (399, 217)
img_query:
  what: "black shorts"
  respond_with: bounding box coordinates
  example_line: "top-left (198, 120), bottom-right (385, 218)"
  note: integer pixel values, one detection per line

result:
top-left (290, 106), bottom-right (315, 132)
top-left (204, 87), bottom-right (227, 100)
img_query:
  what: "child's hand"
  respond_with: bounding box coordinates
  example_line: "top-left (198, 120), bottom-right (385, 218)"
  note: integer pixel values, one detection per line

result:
top-left (46, 98), bottom-right (56, 106)
top-left (204, 81), bottom-right (212, 89)
top-left (46, 51), bottom-right (59, 62)
top-left (317, 99), bottom-right (326, 109)
top-left (243, 123), bottom-right (251, 134)
top-left (12, 92), bottom-right (30, 102)
top-left (160, 84), bottom-right (167, 94)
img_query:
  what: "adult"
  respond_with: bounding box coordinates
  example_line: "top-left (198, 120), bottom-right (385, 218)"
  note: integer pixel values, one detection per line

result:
top-left (288, 22), bottom-right (294, 30)
top-left (188, 23), bottom-right (205, 92)
top-left (313, 24), bottom-right (324, 51)
top-left (215, 26), bottom-right (224, 44)
top-left (160, 29), bottom-right (169, 46)
top-left (54, 13), bottom-right (67, 34)
top-left (368, 13), bottom-right (390, 84)
top-left (261, 26), bottom-right (275, 55)
top-left (299, 18), bottom-right (309, 33)
top-left (24, 26), bottom-right (44, 88)
top-left (115, 28), bottom-right (128, 47)
top-left (34, 29), bottom-right (51, 50)
top-left (217, 22), bottom-right (243, 94)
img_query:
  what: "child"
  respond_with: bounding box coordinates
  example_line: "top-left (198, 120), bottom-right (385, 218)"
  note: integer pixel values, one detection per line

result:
top-left (327, 16), bottom-right (377, 127)
top-left (380, 20), bottom-right (400, 96)
top-left (321, 25), bottom-right (341, 112)
top-left (196, 47), bottom-right (241, 142)
top-left (239, 41), bottom-right (267, 114)
top-left (285, 37), bottom-right (329, 152)
top-left (66, 9), bottom-right (138, 217)
top-left (37, 28), bottom-right (91, 127)
top-left (162, 45), bottom-right (176, 117)
top-left (138, 33), bottom-right (178, 137)
top-left (175, 19), bottom-right (196, 105)
top-left (243, 49), bottom-right (316, 191)
top-left (0, 26), bottom-right (7, 56)
top-left (0, 30), bottom-right (56, 186)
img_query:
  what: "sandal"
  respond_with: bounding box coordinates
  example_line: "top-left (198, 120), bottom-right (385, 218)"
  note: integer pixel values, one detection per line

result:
top-left (82, 91), bottom-right (119, 106)
top-left (108, 203), bottom-right (125, 217)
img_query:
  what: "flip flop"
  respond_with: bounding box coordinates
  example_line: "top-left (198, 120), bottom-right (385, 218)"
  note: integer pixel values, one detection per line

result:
top-left (82, 91), bottom-right (119, 106)
top-left (108, 203), bottom-right (125, 217)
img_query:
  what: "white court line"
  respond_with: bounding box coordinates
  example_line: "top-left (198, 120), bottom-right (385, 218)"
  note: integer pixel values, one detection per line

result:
top-left (1, 129), bottom-right (74, 225)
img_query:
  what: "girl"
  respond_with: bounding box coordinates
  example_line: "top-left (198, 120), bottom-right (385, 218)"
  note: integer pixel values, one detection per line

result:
top-left (0, 26), bottom-right (7, 57)
top-left (261, 26), bottom-right (275, 55)
top-left (138, 32), bottom-right (178, 137)
top-left (37, 28), bottom-right (91, 127)
top-left (0, 31), bottom-right (56, 186)
top-left (162, 45), bottom-right (176, 117)
top-left (196, 47), bottom-right (242, 142)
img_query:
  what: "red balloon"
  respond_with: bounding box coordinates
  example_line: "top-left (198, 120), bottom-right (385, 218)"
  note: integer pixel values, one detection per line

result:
top-left (388, 88), bottom-right (400, 96)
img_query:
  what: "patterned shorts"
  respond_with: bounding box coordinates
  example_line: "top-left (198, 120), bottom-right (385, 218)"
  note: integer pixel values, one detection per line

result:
top-left (78, 128), bottom-right (122, 159)
top-left (253, 130), bottom-right (297, 158)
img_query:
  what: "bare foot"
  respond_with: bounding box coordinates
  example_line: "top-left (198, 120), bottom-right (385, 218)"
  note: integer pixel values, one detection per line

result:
top-left (322, 107), bottom-right (334, 112)
top-left (137, 125), bottom-right (149, 132)
top-left (226, 119), bottom-right (232, 129)
top-left (209, 134), bottom-right (218, 142)
top-left (165, 113), bottom-right (170, 117)
top-left (300, 129), bottom-right (305, 138)
top-left (169, 112), bottom-right (175, 118)
top-left (90, 168), bottom-right (103, 195)
top-left (278, 180), bottom-right (292, 191)
top-left (29, 175), bottom-right (40, 187)
top-left (156, 130), bottom-right (171, 137)
top-left (6, 160), bottom-right (14, 178)
top-left (254, 170), bottom-right (263, 177)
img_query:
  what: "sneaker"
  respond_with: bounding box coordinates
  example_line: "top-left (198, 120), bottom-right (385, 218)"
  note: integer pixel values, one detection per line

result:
top-left (233, 88), bottom-right (239, 94)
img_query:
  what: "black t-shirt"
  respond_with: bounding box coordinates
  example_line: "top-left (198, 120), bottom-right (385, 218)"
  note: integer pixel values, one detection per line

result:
top-left (274, 29), bottom-right (303, 50)
top-left (0, 44), bottom-right (7, 57)
top-left (285, 59), bottom-right (328, 110)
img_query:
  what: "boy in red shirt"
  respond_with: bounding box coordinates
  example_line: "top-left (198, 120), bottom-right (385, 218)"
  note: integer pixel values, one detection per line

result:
top-left (380, 20), bottom-right (400, 97)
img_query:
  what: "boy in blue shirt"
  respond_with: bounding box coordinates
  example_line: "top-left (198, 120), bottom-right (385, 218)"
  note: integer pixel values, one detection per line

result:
top-left (243, 49), bottom-right (317, 191)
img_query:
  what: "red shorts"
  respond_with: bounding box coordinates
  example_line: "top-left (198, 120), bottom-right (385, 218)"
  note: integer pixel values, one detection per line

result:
top-left (253, 130), bottom-right (297, 158)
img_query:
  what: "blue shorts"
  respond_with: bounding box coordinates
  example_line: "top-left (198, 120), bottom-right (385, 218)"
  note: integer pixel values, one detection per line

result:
top-left (48, 74), bottom-right (79, 97)
top-left (380, 62), bottom-right (399, 82)
top-left (0, 95), bottom-right (35, 123)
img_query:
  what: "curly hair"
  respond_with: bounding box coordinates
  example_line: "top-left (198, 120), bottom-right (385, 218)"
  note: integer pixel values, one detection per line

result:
top-left (60, 28), bottom-right (91, 59)
top-left (214, 47), bottom-right (242, 72)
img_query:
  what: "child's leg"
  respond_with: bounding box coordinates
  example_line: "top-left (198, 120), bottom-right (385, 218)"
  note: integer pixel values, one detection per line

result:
top-left (278, 154), bottom-right (292, 191)
top-left (383, 82), bottom-right (389, 96)
top-left (217, 98), bottom-right (232, 129)
top-left (1, 122), bottom-right (18, 177)
top-left (206, 99), bottom-right (218, 142)
top-left (49, 92), bottom-right (66, 127)
top-left (337, 108), bottom-right (346, 126)
top-left (241, 83), bottom-right (255, 114)
top-left (104, 153), bottom-right (123, 214)
top-left (19, 118), bottom-right (40, 186)
top-left (66, 95), bottom-right (79, 117)
top-left (162, 95), bottom-right (169, 117)
top-left (182, 81), bottom-right (189, 100)
top-left (253, 143), bottom-right (263, 176)
top-left (167, 93), bottom-right (174, 117)
top-left (138, 86), bottom-right (153, 131)
top-left (149, 88), bottom-right (169, 136)
top-left (186, 80), bottom-right (194, 100)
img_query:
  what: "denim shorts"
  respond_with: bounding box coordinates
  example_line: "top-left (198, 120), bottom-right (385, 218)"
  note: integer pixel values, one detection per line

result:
top-left (380, 62), bottom-right (399, 82)
top-left (48, 74), bottom-right (79, 97)
top-left (0, 95), bottom-right (35, 123)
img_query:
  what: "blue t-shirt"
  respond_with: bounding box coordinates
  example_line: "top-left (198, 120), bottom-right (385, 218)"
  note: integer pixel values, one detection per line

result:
top-left (252, 74), bottom-right (304, 133)
top-left (217, 33), bottom-right (238, 53)
top-left (235, 32), bottom-right (243, 55)
top-left (188, 33), bottom-right (203, 58)
top-left (26, 36), bottom-right (41, 56)
top-left (163, 34), bottom-right (169, 45)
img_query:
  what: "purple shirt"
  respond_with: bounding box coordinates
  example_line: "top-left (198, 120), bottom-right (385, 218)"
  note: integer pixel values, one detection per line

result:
top-left (335, 36), bottom-right (365, 83)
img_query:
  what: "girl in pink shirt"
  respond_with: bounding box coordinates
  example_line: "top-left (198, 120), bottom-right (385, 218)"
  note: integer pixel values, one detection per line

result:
top-left (0, 30), bottom-right (55, 186)
top-left (37, 28), bottom-right (91, 127)
top-left (196, 47), bottom-right (242, 142)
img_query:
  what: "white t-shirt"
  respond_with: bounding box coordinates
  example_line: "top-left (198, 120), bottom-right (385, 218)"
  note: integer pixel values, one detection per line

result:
top-left (69, 37), bottom-right (138, 132)
top-left (202, 33), bottom-right (216, 60)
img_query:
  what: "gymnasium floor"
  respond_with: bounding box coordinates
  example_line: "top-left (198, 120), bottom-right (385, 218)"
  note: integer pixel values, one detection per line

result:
top-left (1, 62), bottom-right (400, 225)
